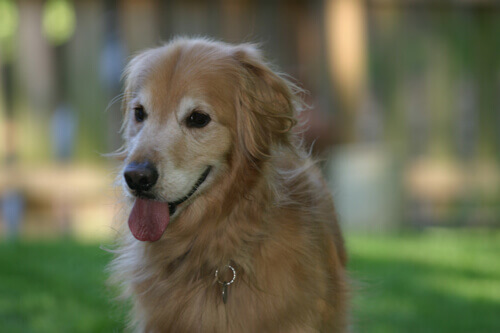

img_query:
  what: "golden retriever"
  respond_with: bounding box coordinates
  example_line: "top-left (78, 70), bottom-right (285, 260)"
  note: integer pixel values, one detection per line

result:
top-left (109, 37), bottom-right (348, 332)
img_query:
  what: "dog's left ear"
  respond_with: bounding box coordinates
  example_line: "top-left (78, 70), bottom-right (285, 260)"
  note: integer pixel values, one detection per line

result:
top-left (233, 45), bottom-right (298, 163)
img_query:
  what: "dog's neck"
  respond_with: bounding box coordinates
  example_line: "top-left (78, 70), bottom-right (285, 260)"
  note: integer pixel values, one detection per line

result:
top-left (137, 146), bottom-right (306, 284)
top-left (141, 153), bottom-right (277, 279)
top-left (114, 149), bottom-right (302, 312)
top-left (185, 158), bottom-right (272, 265)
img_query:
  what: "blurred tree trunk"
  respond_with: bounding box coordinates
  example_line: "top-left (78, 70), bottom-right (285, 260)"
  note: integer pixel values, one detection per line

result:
top-left (325, 0), bottom-right (367, 143)
top-left (18, 0), bottom-right (55, 113)
top-left (475, 11), bottom-right (499, 161)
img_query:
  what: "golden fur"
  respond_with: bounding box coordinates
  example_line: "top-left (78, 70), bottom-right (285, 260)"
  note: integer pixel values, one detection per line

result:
top-left (109, 38), bottom-right (348, 332)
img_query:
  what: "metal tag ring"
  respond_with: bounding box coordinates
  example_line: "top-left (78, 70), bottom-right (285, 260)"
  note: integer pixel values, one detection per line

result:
top-left (215, 265), bottom-right (236, 286)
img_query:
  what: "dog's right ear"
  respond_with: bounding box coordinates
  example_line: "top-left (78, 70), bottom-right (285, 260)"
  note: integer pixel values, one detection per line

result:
top-left (120, 51), bottom-right (148, 134)
top-left (108, 50), bottom-right (153, 161)
top-left (120, 49), bottom-right (162, 139)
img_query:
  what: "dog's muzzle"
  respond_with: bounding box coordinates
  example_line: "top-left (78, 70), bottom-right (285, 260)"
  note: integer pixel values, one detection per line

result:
top-left (124, 163), bottom-right (212, 216)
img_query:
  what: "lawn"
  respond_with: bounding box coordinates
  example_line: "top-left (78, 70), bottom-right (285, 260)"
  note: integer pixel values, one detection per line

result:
top-left (347, 230), bottom-right (500, 333)
top-left (0, 240), bottom-right (126, 333)
top-left (0, 230), bottom-right (499, 332)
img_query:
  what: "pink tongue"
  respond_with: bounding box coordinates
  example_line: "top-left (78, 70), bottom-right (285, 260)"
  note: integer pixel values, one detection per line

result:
top-left (128, 198), bottom-right (170, 242)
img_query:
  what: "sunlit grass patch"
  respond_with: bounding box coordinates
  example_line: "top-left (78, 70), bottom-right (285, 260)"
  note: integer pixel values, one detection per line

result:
top-left (0, 240), bottom-right (126, 333)
top-left (348, 229), bottom-right (500, 333)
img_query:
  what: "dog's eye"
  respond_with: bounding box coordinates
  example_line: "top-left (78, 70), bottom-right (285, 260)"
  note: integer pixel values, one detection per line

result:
top-left (134, 106), bottom-right (147, 123)
top-left (186, 111), bottom-right (211, 128)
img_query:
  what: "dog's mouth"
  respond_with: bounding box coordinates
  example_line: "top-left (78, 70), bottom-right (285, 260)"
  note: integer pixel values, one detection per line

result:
top-left (128, 166), bottom-right (212, 242)
top-left (167, 166), bottom-right (212, 215)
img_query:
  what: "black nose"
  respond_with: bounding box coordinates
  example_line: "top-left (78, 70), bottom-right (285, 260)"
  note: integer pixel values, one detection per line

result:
top-left (124, 161), bottom-right (159, 193)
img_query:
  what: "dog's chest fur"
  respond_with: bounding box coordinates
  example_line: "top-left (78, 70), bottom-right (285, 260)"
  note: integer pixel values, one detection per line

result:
top-left (128, 224), bottom-right (337, 333)
top-left (112, 161), bottom-right (347, 332)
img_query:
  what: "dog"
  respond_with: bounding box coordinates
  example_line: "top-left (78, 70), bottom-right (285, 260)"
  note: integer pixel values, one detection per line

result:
top-left (109, 37), bottom-right (348, 332)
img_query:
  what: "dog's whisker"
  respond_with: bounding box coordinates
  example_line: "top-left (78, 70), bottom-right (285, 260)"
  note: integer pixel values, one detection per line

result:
top-left (105, 93), bottom-right (125, 112)
top-left (105, 92), bottom-right (137, 113)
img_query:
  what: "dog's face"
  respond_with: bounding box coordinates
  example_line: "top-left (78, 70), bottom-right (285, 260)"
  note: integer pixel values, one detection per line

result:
top-left (119, 39), bottom-right (297, 242)
top-left (123, 54), bottom-right (234, 206)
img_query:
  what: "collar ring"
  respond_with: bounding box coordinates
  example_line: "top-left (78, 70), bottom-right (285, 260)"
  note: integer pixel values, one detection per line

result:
top-left (215, 265), bottom-right (236, 286)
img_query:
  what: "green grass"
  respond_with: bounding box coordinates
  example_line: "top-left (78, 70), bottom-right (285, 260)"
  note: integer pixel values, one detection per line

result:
top-left (348, 230), bottom-right (500, 333)
top-left (0, 240), bottom-right (126, 333)
top-left (0, 230), bottom-right (499, 332)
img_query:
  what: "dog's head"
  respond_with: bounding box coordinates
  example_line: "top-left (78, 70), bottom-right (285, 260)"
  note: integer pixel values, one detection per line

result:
top-left (118, 38), bottom-right (300, 242)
